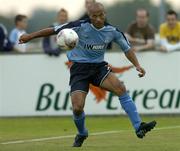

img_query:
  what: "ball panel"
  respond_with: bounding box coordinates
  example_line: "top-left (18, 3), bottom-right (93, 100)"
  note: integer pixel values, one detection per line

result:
top-left (56, 29), bottom-right (79, 50)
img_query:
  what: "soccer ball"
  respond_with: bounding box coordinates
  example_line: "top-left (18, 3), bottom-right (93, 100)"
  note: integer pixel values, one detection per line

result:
top-left (56, 29), bottom-right (79, 50)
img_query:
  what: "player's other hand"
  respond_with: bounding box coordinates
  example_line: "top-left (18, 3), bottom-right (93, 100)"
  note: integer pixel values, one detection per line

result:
top-left (136, 66), bottom-right (146, 77)
top-left (19, 34), bottom-right (31, 44)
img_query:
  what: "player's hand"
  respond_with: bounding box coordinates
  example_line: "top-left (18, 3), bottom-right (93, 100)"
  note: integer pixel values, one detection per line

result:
top-left (136, 38), bottom-right (146, 44)
top-left (19, 34), bottom-right (32, 44)
top-left (136, 66), bottom-right (146, 78)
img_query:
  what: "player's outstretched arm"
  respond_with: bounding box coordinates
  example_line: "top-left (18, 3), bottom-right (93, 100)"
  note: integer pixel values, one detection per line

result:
top-left (19, 28), bottom-right (55, 44)
top-left (113, 29), bottom-right (146, 77)
top-left (125, 48), bottom-right (146, 77)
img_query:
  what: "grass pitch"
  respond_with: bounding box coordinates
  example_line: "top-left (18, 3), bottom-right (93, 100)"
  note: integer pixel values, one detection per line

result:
top-left (0, 116), bottom-right (180, 151)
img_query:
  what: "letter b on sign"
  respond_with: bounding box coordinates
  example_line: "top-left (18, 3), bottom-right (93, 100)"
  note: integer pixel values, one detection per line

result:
top-left (36, 83), bottom-right (54, 111)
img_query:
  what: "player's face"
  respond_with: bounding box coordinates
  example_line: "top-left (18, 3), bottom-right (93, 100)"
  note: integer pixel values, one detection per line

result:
top-left (167, 14), bottom-right (177, 28)
top-left (136, 10), bottom-right (148, 27)
top-left (89, 9), bottom-right (106, 29)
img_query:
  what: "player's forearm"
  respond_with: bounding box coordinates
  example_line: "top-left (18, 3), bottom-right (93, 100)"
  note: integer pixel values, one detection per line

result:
top-left (29, 28), bottom-right (55, 40)
top-left (125, 48), bottom-right (141, 67)
top-left (19, 28), bottom-right (55, 43)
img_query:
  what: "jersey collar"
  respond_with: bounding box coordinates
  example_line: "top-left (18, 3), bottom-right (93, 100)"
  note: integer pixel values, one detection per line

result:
top-left (90, 24), bottom-right (105, 31)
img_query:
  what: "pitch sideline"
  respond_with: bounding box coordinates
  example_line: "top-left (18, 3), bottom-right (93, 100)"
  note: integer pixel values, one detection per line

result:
top-left (1, 125), bottom-right (180, 145)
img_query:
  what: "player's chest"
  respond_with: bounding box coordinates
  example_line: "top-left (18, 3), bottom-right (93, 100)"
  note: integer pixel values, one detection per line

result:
top-left (79, 29), bottom-right (113, 44)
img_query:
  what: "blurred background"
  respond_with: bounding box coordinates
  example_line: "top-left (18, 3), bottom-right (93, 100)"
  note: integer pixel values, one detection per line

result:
top-left (0, 0), bottom-right (179, 53)
top-left (0, 0), bottom-right (179, 32)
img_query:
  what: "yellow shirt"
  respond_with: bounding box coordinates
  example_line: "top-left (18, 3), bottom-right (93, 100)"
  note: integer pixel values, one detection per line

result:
top-left (160, 22), bottom-right (180, 44)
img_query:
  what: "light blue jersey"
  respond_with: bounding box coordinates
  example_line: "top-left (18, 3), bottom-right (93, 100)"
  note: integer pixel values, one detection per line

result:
top-left (9, 28), bottom-right (27, 52)
top-left (54, 19), bottom-right (131, 63)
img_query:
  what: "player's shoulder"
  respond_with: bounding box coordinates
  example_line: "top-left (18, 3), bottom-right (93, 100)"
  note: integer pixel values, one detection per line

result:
top-left (54, 19), bottom-right (91, 33)
top-left (104, 22), bottom-right (123, 33)
top-left (70, 18), bottom-right (91, 27)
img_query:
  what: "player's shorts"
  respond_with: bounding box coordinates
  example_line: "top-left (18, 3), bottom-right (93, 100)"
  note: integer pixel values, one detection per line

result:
top-left (69, 61), bottom-right (112, 93)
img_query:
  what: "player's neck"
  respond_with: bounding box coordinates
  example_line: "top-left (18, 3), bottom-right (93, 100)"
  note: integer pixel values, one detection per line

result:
top-left (91, 24), bottom-right (105, 30)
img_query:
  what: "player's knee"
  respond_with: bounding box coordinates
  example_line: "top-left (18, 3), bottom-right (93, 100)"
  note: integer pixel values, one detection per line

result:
top-left (71, 93), bottom-right (85, 115)
top-left (114, 82), bottom-right (126, 96)
top-left (73, 104), bottom-right (84, 115)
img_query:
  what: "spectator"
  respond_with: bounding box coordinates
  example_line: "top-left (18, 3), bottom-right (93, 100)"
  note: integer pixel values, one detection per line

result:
top-left (0, 23), bottom-right (13, 52)
top-left (9, 14), bottom-right (28, 53)
top-left (79, 0), bottom-right (96, 20)
top-left (159, 10), bottom-right (180, 52)
top-left (126, 8), bottom-right (155, 52)
top-left (42, 8), bottom-right (68, 56)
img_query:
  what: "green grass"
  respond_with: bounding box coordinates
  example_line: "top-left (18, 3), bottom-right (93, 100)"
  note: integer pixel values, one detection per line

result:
top-left (0, 116), bottom-right (180, 151)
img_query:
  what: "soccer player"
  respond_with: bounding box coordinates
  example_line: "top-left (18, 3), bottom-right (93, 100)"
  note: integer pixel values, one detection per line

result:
top-left (79, 0), bottom-right (112, 50)
top-left (19, 2), bottom-right (157, 147)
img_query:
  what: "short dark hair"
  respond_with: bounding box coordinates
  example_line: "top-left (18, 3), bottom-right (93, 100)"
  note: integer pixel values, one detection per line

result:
top-left (15, 15), bottom-right (27, 24)
top-left (136, 8), bottom-right (149, 17)
top-left (167, 10), bottom-right (178, 18)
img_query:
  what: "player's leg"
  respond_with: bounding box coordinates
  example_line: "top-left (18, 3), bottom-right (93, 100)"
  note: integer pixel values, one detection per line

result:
top-left (100, 72), bottom-right (156, 138)
top-left (71, 91), bottom-right (88, 136)
top-left (71, 89), bottom-right (89, 147)
top-left (69, 62), bottom-right (90, 147)
top-left (100, 72), bottom-right (142, 130)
